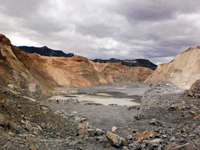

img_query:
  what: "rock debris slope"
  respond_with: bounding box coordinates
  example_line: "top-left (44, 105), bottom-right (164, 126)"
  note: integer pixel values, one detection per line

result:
top-left (146, 46), bottom-right (200, 89)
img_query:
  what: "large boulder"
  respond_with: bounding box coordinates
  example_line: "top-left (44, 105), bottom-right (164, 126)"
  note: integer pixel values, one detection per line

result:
top-left (187, 80), bottom-right (200, 98)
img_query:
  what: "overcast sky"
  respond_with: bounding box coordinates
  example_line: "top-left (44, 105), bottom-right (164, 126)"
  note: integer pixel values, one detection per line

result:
top-left (0, 0), bottom-right (200, 64)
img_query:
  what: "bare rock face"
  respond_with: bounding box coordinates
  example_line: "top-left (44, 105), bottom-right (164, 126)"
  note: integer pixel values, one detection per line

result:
top-left (0, 34), bottom-right (42, 97)
top-left (146, 47), bottom-right (200, 89)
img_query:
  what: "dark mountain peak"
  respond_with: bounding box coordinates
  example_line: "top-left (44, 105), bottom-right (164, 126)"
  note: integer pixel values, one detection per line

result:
top-left (92, 58), bottom-right (157, 70)
top-left (42, 46), bottom-right (48, 49)
top-left (18, 46), bottom-right (74, 57)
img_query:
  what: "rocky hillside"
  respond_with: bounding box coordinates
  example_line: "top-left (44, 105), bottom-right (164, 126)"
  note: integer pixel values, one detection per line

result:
top-left (19, 46), bottom-right (74, 57)
top-left (0, 34), bottom-right (154, 93)
top-left (0, 34), bottom-right (42, 97)
top-left (92, 58), bottom-right (157, 70)
top-left (146, 46), bottom-right (200, 89)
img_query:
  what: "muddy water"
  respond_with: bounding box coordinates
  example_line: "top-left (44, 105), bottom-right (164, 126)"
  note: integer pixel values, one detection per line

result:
top-left (50, 83), bottom-right (149, 106)
top-left (49, 93), bottom-right (140, 106)
top-left (72, 93), bottom-right (140, 106)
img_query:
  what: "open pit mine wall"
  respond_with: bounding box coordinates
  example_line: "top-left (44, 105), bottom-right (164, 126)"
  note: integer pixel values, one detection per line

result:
top-left (145, 46), bottom-right (200, 89)
top-left (0, 34), bottom-right (43, 98)
top-left (0, 34), bottom-right (154, 96)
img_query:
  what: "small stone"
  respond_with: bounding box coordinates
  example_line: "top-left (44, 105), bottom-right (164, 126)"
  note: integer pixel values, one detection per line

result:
top-left (112, 126), bottom-right (117, 132)
top-left (151, 138), bottom-right (164, 143)
top-left (149, 119), bottom-right (157, 124)
top-left (71, 111), bottom-right (77, 114)
top-left (162, 135), bottom-right (167, 138)
top-left (87, 129), bottom-right (95, 137)
top-left (190, 111), bottom-right (197, 115)
top-left (137, 131), bottom-right (158, 143)
top-left (106, 131), bottom-right (127, 147)
top-left (126, 135), bottom-right (133, 140)
top-left (75, 117), bottom-right (87, 123)
top-left (79, 121), bottom-right (89, 129)
top-left (33, 131), bottom-right (38, 135)
top-left (182, 133), bottom-right (188, 138)
top-left (79, 128), bottom-right (89, 136)
top-left (25, 122), bottom-right (32, 131)
top-left (79, 135), bottom-right (85, 139)
top-left (41, 123), bottom-right (45, 129)
top-left (122, 146), bottom-right (128, 150)
top-left (96, 136), bottom-right (105, 142)
top-left (170, 136), bottom-right (176, 142)
top-left (140, 143), bottom-right (146, 148)
top-left (134, 115), bottom-right (141, 120)
top-left (30, 145), bottom-right (37, 150)
top-left (17, 104), bottom-right (22, 109)
top-left (84, 135), bottom-right (89, 140)
top-left (149, 119), bottom-right (163, 126)
top-left (36, 125), bottom-right (43, 131)
top-left (95, 128), bottom-right (105, 136)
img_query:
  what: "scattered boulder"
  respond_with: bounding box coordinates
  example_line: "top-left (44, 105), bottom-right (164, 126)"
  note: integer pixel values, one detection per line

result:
top-left (143, 138), bottom-right (164, 144)
top-left (149, 119), bottom-right (163, 126)
top-left (106, 131), bottom-right (127, 147)
top-left (187, 80), bottom-right (200, 98)
top-left (126, 135), bottom-right (133, 140)
top-left (137, 131), bottom-right (158, 143)
top-left (78, 121), bottom-right (89, 129)
top-left (78, 128), bottom-right (89, 136)
top-left (95, 128), bottom-right (105, 136)
top-left (87, 129), bottom-right (95, 137)
top-left (75, 117), bottom-right (87, 123)
top-left (96, 136), bottom-right (105, 143)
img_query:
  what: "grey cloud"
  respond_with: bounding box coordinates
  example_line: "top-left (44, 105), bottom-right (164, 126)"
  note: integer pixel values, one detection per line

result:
top-left (0, 0), bottom-right (200, 64)
top-left (0, 0), bottom-right (44, 17)
top-left (115, 0), bottom-right (200, 22)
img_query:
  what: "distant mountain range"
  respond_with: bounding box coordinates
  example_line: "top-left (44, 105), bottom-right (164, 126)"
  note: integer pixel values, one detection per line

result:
top-left (18, 46), bottom-right (74, 57)
top-left (18, 46), bottom-right (157, 69)
top-left (92, 58), bottom-right (157, 70)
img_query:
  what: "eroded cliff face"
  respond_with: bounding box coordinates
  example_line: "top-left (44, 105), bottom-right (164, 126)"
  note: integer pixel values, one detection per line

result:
top-left (146, 47), bottom-right (200, 89)
top-left (0, 34), bottom-right (154, 95)
top-left (0, 34), bottom-right (42, 97)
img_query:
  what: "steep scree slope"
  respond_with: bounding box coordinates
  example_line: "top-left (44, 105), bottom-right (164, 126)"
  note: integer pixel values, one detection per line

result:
top-left (146, 46), bottom-right (200, 89)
